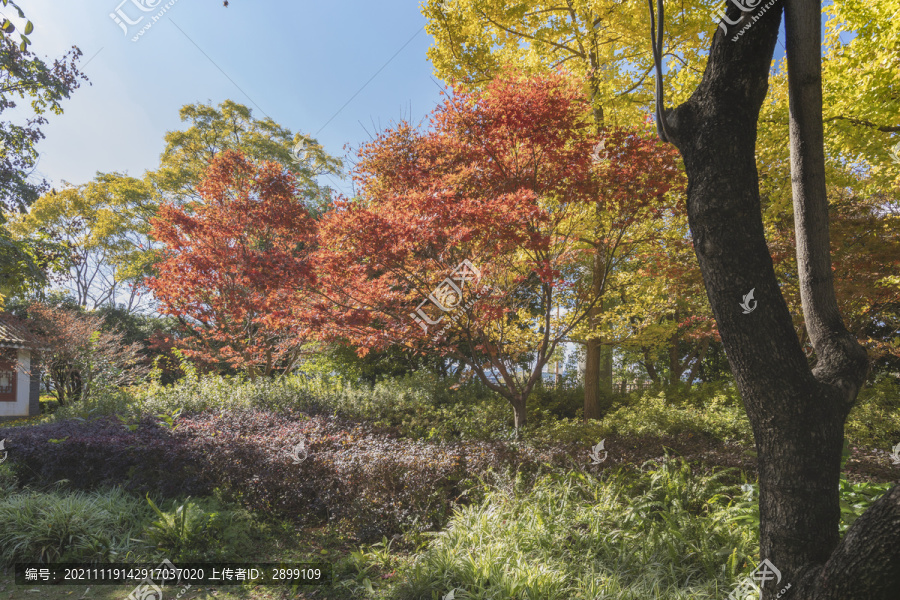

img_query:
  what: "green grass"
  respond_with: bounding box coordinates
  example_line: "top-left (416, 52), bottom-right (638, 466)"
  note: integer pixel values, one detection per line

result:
top-left (348, 460), bottom-right (759, 600)
top-left (6, 370), bottom-right (897, 600)
top-left (142, 495), bottom-right (256, 562)
top-left (0, 486), bottom-right (151, 564)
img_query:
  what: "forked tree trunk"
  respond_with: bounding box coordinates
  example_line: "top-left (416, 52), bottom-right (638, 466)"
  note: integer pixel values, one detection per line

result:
top-left (663, 0), bottom-right (898, 597)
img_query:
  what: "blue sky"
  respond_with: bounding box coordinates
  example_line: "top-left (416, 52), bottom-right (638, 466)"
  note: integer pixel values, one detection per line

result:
top-left (17, 0), bottom-right (445, 198)
top-left (13, 1), bottom-right (797, 200)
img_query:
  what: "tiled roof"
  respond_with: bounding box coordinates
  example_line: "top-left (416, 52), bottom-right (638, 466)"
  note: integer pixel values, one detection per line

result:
top-left (0, 317), bottom-right (40, 349)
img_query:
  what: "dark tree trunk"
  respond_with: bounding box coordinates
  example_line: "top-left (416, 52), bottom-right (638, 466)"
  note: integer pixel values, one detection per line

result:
top-left (683, 337), bottom-right (711, 389)
top-left (641, 346), bottom-right (660, 383)
top-left (663, 0), bottom-right (893, 597)
top-left (668, 338), bottom-right (685, 385)
top-left (584, 335), bottom-right (613, 420)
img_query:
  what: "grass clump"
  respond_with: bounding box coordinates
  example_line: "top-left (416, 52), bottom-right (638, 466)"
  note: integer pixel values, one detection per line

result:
top-left (0, 463), bottom-right (19, 503)
top-left (141, 495), bottom-right (256, 562)
top-left (0, 486), bottom-right (151, 564)
top-left (363, 460), bottom-right (758, 600)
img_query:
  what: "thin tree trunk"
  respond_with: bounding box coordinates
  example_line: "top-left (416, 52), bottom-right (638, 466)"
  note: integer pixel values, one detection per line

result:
top-left (584, 248), bottom-right (610, 420)
top-left (641, 346), bottom-right (660, 382)
top-left (683, 337), bottom-right (711, 389)
top-left (511, 395), bottom-right (527, 429)
top-left (668, 338), bottom-right (684, 385)
top-left (600, 343), bottom-right (612, 394)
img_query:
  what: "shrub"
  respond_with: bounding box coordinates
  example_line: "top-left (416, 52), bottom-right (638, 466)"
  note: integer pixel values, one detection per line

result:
top-left (177, 410), bottom-right (574, 542)
top-left (51, 371), bottom-right (514, 441)
top-left (0, 416), bottom-right (214, 497)
top-left (845, 376), bottom-right (900, 449)
top-left (527, 383), bottom-right (584, 421)
top-left (48, 371), bottom-right (760, 446)
top-left (527, 386), bottom-right (752, 445)
top-left (0, 410), bottom-right (576, 542)
top-left (599, 391), bottom-right (752, 441)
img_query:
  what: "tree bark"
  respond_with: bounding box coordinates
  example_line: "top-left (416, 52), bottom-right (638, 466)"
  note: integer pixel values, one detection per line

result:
top-left (584, 337), bottom-right (603, 421)
top-left (663, 0), bottom-right (885, 597)
top-left (668, 337), bottom-right (685, 385)
top-left (511, 394), bottom-right (527, 429)
top-left (584, 250), bottom-right (612, 421)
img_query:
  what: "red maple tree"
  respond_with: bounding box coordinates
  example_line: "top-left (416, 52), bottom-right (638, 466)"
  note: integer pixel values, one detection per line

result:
top-left (147, 150), bottom-right (315, 378)
top-left (312, 71), bottom-right (684, 427)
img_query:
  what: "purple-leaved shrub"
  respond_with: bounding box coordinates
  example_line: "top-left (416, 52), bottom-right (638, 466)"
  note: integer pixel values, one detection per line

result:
top-left (1, 410), bottom-right (574, 541)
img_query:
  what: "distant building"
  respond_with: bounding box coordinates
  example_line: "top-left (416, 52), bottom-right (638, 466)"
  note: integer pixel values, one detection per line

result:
top-left (0, 317), bottom-right (42, 420)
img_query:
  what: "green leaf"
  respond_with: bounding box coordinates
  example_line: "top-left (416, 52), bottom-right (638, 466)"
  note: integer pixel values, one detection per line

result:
top-left (840, 438), bottom-right (851, 471)
top-left (146, 494), bottom-right (165, 519)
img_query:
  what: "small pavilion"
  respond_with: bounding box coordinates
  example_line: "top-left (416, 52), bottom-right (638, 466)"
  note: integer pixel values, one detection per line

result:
top-left (0, 317), bottom-right (41, 420)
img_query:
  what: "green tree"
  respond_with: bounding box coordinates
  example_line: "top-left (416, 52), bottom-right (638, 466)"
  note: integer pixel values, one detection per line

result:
top-left (9, 174), bottom-right (155, 312)
top-left (0, 7), bottom-right (87, 305)
top-left (0, 0), bottom-right (33, 50)
top-left (0, 32), bottom-right (86, 212)
top-left (152, 100), bottom-right (342, 213)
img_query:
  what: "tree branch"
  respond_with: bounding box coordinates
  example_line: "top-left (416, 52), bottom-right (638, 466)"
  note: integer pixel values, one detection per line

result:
top-left (823, 115), bottom-right (900, 133)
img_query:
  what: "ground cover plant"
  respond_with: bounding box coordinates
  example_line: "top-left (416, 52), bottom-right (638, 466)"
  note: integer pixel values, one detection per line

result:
top-left (1, 373), bottom-right (897, 599)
